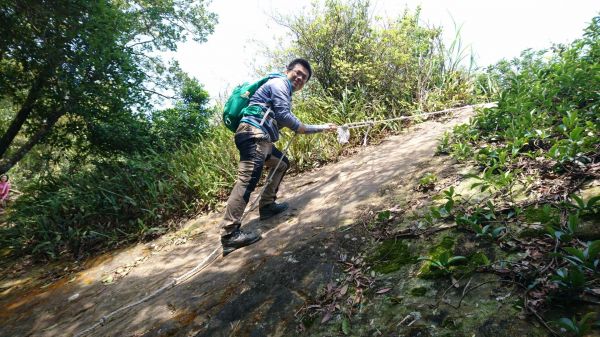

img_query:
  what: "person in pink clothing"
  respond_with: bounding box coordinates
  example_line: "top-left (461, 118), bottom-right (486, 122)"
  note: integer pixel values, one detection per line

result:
top-left (0, 174), bottom-right (10, 210)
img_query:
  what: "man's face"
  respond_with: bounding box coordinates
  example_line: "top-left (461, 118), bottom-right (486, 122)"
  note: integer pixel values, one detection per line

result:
top-left (286, 64), bottom-right (309, 92)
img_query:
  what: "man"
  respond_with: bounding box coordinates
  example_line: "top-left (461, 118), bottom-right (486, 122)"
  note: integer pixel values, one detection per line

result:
top-left (220, 58), bottom-right (336, 256)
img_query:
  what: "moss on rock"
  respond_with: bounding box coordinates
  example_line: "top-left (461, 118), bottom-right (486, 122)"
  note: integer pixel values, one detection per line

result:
top-left (368, 239), bottom-right (417, 274)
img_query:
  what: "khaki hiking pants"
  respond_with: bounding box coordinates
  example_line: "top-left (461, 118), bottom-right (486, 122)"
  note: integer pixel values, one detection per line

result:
top-left (221, 123), bottom-right (289, 236)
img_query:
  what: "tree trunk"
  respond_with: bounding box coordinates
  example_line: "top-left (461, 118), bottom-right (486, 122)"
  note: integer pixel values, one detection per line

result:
top-left (0, 66), bottom-right (53, 159)
top-left (0, 110), bottom-right (63, 174)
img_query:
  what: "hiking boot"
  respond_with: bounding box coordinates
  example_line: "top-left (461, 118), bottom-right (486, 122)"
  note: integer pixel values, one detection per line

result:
top-left (259, 202), bottom-right (289, 220)
top-left (221, 229), bottom-right (262, 256)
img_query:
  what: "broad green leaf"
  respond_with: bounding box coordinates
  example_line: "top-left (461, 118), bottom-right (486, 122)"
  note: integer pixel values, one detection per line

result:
top-left (567, 214), bottom-right (580, 233)
top-left (563, 247), bottom-right (585, 261)
top-left (571, 194), bottom-right (585, 209)
top-left (341, 318), bottom-right (351, 335)
top-left (556, 317), bottom-right (577, 332)
top-left (448, 256), bottom-right (467, 265)
top-left (492, 227), bottom-right (506, 237)
top-left (588, 241), bottom-right (600, 259)
top-left (587, 196), bottom-right (600, 209)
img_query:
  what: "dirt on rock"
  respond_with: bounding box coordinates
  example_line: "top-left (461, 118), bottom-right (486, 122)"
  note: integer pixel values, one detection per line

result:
top-left (1, 104), bottom-right (502, 337)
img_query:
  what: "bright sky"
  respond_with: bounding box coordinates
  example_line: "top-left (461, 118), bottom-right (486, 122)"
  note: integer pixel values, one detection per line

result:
top-left (174, 0), bottom-right (599, 100)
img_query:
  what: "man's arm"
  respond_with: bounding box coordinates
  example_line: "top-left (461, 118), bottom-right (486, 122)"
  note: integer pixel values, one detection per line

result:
top-left (269, 78), bottom-right (301, 131)
top-left (296, 123), bottom-right (338, 134)
top-left (268, 79), bottom-right (338, 134)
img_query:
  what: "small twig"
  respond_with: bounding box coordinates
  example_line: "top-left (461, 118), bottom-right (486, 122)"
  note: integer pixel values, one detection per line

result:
top-left (431, 274), bottom-right (468, 309)
top-left (584, 289), bottom-right (600, 299)
top-left (528, 303), bottom-right (559, 336)
top-left (457, 277), bottom-right (474, 308)
top-left (444, 276), bottom-right (558, 336)
top-left (394, 224), bottom-right (457, 239)
top-left (443, 278), bottom-right (488, 310)
top-left (578, 297), bottom-right (600, 305)
top-left (142, 88), bottom-right (176, 99)
top-left (437, 278), bottom-right (525, 310)
top-left (397, 314), bottom-right (412, 326)
top-left (539, 238), bottom-right (559, 275)
top-left (524, 288), bottom-right (559, 336)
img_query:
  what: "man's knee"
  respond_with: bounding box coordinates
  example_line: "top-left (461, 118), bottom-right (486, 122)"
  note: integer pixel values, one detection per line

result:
top-left (238, 162), bottom-right (262, 182)
top-left (277, 156), bottom-right (289, 172)
top-left (267, 153), bottom-right (289, 172)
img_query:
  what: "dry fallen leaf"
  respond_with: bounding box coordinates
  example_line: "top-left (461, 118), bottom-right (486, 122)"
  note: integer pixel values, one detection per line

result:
top-left (587, 288), bottom-right (600, 297)
top-left (339, 284), bottom-right (348, 296)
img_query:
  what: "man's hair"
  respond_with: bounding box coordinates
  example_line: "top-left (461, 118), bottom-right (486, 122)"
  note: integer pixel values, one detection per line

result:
top-left (287, 58), bottom-right (312, 81)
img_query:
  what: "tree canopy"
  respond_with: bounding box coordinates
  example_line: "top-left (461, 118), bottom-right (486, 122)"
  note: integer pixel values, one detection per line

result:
top-left (0, 0), bottom-right (217, 174)
top-left (271, 0), bottom-right (472, 112)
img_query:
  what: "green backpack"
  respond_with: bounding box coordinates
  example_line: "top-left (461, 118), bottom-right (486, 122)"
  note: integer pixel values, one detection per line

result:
top-left (222, 73), bottom-right (285, 132)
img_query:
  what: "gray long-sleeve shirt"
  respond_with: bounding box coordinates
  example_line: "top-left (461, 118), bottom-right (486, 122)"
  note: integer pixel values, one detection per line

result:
top-left (240, 75), bottom-right (301, 142)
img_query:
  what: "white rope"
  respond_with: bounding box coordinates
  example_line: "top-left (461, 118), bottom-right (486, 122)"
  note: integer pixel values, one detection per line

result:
top-left (75, 134), bottom-right (297, 337)
top-left (343, 104), bottom-right (476, 129)
top-left (337, 103), bottom-right (496, 143)
top-left (73, 246), bottom-right (221, 337)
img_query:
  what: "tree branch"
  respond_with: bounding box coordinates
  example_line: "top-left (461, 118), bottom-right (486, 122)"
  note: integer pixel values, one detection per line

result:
top-left (0, 110), bottom-right (64, 174)
top-left (0, 66), bottom-right (54, 159)
top-left (126, 38), bottom-right (156, 48)
top-left (142, 88), bottom-right (176, 100)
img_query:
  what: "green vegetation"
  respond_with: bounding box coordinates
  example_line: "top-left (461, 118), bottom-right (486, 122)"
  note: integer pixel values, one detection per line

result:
top-left (1, 0), bottom-right (478, 260)
top-left (415, 235), bottom-right (490, 278)
top-left (265, 0), bottom-right (482, 170)
top-left (0, 0), bottom-right (217, 174)
top-left (418, 250), bottom-right (467, 276)
top-left (417, 172), bottom-right (438, 191)
top-left (305, 12), bottom-right (600, 336)
top-left (369, 239), bottom-right (416, 274)
top-left (3, 125), bottom-right (239, 258)
top-left (424, 13), bottom-right (600, 334)
top-left (553, 312), bottom-right (597, 337)
top-left (447, 19), bottom-right (599, 169)
top-left (0, 0), bottom-right (221, 259)
top-left (409, 287), bottom-right (427, 296)
top-left (1, 2), bottom-right (599, 336)
top-left (271, 0), bottom-right (478, 111)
